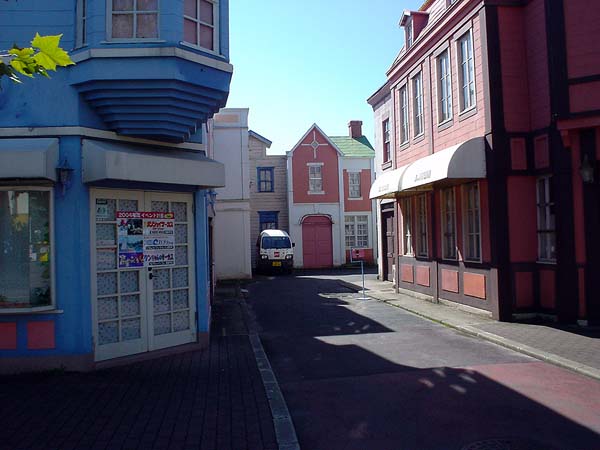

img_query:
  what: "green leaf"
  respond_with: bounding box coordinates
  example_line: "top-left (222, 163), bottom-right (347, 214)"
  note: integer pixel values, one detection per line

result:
top-left (8, 47), bottom-right (35, 58)
top-left (31, 33), bottom-right (74, 71)
top-left (10, 59), bottom-right (34, 77)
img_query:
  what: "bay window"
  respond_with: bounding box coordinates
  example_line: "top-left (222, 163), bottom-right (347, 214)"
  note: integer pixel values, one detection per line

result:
top-left (109, 0), bottom-right (159, 40)
top-left (184, 0), bottom-right (219, 52)
top-left (0, 188), bottom-right (53, 311)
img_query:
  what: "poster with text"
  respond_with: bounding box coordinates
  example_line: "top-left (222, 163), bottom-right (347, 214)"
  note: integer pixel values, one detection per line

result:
top-left (142, 212), bottom-right (175, 267)
top-left (117, 212), bottom-right (144, 268)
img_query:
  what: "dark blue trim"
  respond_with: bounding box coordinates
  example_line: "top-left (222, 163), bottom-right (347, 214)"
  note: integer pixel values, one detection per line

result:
top-left (257, 167), bottom-right (274, 192)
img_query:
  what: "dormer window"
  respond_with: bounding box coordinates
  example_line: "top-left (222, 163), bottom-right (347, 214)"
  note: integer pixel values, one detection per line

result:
top-left (405, 18), bottom-right (413, 48)
top-left (109, 0), bottom-right (159, 40)
top-left (184, 0), bottom-right (219, 53)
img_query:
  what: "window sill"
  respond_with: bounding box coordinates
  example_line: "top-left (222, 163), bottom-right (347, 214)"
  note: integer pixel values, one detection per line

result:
top-left (458, 106), bottom-right (477, 121)
top-left (0, 307), bottom-right (64, 316)
top-left (348, 197), bottom-right (363, 201)
top-left (258, 190), bottom-right (275, 193)
top-left (437, 118), bottom-right (454, 131)
top-left (536, 259), bottom-right (557, 265)
top-left (399, 141), bottom-right (410, 151)
top-left (412, 133), bottom-right (425, 144)
top-left (101, 39), bottom-right (166, 44)
top-left (382, 160), bottom-right (393, 170)
top-left (307, 191), bottom-right (325, 195)
top-left (179, 41), bottom-right (222, 58)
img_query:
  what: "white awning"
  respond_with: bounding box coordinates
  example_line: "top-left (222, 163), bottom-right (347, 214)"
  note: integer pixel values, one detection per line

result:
top-left (369, 164), bottom-right (410, 199)
top-left (0, 138), bottom-right (59, 181)
top-left (82, 139), bottom-right (225, 188)
top-left (401, 137), bottom-right (486, 191)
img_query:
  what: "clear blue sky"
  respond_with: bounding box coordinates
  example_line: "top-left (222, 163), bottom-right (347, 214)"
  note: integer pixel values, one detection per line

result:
top-left (227, 0), bottom-right (422, 154)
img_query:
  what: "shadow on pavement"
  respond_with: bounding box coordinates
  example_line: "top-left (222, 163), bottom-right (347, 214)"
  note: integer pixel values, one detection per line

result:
top-left (247, 273), bottom-right (600, 450)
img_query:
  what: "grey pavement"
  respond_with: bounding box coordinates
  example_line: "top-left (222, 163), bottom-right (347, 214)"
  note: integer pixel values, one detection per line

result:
top-left (335, 271), bottom-right (600, 381)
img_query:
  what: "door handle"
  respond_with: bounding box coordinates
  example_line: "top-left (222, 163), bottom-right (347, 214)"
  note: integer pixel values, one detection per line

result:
top-left (149, 272), bottom-right (154, 280)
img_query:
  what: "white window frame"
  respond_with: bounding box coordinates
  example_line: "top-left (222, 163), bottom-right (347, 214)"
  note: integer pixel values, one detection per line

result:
top-left (458, 29), bottom-right (476, 112)
top-left (348, 172), bottom-right (361, 199)
top-left (463, 182), bottom-right (482, 262)
top-left (438, 49), bottom-right (453, 123)
top-left (412, 72), bottom-right (424, 137)
top-left (307, 163), bottom-right (323, 194)
top-left (400, 85), bottom-right (410, 144)
top-left (345, 215), bottom-right (369, 249)
top-left (416, 194), bottom-right (428, 258)
top-left (183, 0), bottom-right (220, 54)
top-left (76, 0), bottom-right (88, 48)
top-left (0, 186), bottom-right (56, 314)
top-left (536, 176), bottom-right (556, 262)
top-left (402, 198), bottom-right (414, 256)
top-left (441, 187), bottom-right (457, 260)
top-left (383, 118), bottom-right (391, 162)
top-left (107, 0), bottom-right (161, 42)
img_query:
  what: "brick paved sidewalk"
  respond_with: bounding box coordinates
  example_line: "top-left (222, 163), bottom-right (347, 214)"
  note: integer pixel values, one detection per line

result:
top-left (337, 274), bottom-right (600, 381)
top-left (0, 295), bottom-right (277, 450)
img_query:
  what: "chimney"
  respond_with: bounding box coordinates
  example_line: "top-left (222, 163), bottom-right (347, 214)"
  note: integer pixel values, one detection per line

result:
top-left (348, 120), bottom-right (362, 139)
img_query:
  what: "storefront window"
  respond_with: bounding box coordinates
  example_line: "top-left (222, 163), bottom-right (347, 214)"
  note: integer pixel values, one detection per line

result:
top-left (464, 183), bottom-right (481, 261)
top-left (537, 176), bottom-right (556, 261)
top-left (441, 188), bottom-right (457, 259)
top-left (402, 198), bottom-right (413, 256)
top-left (0, 189), bottom-right (53, 310)
top-left (416, 194), bottom-right (428, 257)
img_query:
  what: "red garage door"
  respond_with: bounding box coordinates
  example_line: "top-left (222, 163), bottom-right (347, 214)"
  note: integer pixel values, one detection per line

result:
top-left (302, 216), bottom-right (333, 268)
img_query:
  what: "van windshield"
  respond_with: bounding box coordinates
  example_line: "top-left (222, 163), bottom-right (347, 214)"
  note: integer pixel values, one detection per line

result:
top-left (261, 236), bottom-right (291, 249)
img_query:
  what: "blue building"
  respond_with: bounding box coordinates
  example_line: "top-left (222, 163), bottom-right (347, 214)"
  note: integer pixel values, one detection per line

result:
top-left (0, 0), bottom-right (232, 372)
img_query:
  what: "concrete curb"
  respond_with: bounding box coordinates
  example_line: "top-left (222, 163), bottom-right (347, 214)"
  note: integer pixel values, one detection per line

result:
top-left (240, 300), bottom-right (301, 450)
top-left (338, 280), bottom-right (600, 382)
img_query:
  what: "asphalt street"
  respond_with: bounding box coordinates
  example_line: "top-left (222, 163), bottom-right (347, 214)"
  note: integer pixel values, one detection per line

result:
top-left (246, 271), bottom-right (600, 450)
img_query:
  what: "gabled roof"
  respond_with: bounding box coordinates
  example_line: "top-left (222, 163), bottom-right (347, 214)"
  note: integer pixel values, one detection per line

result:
top-left (329, 136), bottom-right (374, 158)
top-left (287, 123), bottom-right (344, 157)
top-left (248, 130), bottom-right (272, 147)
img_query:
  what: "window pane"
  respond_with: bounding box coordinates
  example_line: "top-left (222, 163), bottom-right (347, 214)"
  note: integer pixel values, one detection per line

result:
top-left (199, 24), bottom-right (214, 50)
top-left (184, 0), bottom-right (197, 18)
top-left (113, 0), bottom-right (133, 11)
top-left (138, 0), bottom-right (158, 11)
top-left (0, 190), bottom-right (52, 309)
top-left (199, 0), bottom-right (214, 24)
top-left (184, 18), bottom-right (198, 44)
top-left (113, 14), bottom-right (133, 38)
top-left (137, 13), bottom-right (158, 38)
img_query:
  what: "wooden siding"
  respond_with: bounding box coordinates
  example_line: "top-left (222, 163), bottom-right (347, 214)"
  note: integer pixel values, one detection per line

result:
top-left (249, 135), bottom-right (289, 268)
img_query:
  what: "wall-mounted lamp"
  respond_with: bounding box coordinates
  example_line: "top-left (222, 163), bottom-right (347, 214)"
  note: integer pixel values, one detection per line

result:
top-left (56, 159), bottom-right (74, 195)
top-left (580, 154), bottom-right (595, 184)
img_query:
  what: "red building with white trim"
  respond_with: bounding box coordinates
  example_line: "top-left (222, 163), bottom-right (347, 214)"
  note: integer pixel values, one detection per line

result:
top-left (369, 0), bottom-right (600, 324)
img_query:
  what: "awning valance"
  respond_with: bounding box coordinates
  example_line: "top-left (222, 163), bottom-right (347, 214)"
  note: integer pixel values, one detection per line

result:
top-left (0, 138), bottom-right (59, 181)
top-left (369, 137), bottom-right (486, 199)
top-left (369, 164), bottom-right (410, 199)
top-left (82, 139), bottom-right (225, 188)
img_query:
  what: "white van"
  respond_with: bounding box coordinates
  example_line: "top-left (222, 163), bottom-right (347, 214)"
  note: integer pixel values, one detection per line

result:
top-left (256, 229), bottom-right (294, 273)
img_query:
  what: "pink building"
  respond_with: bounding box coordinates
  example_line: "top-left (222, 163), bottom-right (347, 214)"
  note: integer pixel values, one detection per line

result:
top-left (369, 0), bottom-right (600, 325)
top-left (287, 122), bottom-right (376, 268)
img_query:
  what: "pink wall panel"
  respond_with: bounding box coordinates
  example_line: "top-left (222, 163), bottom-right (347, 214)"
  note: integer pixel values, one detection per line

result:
top-left (539, 270), bottom-right (556, 309)
top-left (569, 81), bottom-right (600, 114)
top-left (344, 169), bottom-right (372, 212)
top-left (524, 0), bottom-right (550, 131)
top-left (498, 7), bottom-right (531, 132)
top-left (292, 128), bottom-right (339, 204)
top-left (441, 269), bottom-right (459, 293)
top-left (0, 322), bottom-right (17, 350)
top-left (534, 135), bottom-right (549, 169)
top-left (510, 138), bottom-right (527, 170)
top-left (401, 264), bottom-right (414, 283)
top-left (26, 321), bottom-right (55, 350)
top-left (507, 176), bottom-right (537, 262)
top-left (564, 0), bottom-right (600, 79)
top-left (463, 272), bottom-right (486, 299)
top-left (479, 180), bottom-right (491, 263)
top-left (416, 265), bottom-right (430, 287)
top-left (514, 272), bottom-right (534, 308)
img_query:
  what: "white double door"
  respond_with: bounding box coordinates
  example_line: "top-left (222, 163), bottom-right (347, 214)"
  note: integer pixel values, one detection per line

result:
top-left (91, 189), bottom-right (196, 362)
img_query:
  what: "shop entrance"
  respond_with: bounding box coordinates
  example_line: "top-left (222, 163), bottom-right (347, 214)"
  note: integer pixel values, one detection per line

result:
top-left (91, 189), bottom-right (196, 362)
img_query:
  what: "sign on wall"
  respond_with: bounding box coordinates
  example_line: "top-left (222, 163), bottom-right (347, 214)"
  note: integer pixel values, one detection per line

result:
top-left (117, 212), bottom-right (175, 268)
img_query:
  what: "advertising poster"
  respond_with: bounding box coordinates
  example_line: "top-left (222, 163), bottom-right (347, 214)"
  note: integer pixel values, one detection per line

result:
top-left (143, 212), bottom-right (175, 267)
top-left (117, 212), bottom-right (144, 268)
top-left (117, 212), bottom-right (175, 268)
